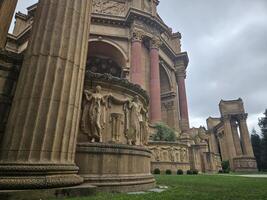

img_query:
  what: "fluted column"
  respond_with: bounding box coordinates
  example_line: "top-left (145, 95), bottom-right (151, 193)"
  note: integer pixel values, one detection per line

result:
top-left (238, 114), bottom-right (254, 157)
top-left (0, 0), bottom-right (92, 189)
top-left (175, 56), bottom-right (189, 131)
top-left (149, 37), bottom-right (161, 124)
top-left (130, 30), bottom-right (145, 88)
top-left (222, 116), bottom-right (237, 160)
top-left (0, 0), bottom-right (18, 49)
top-left (231, 121), bottom-right (243, 156)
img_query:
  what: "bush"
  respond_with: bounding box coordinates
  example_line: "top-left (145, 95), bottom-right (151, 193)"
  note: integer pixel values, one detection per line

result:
top-left (218, 170), bottom-right (224, 174)
top-left (154, 168), bottom-right (161, 174)
top-left (192, 170), bottom-right (199, 175)
top-left (151, 123), bottom-right (177, 142)
top-left (222, 160), bottom-right (230, 173)
top-left (187, 170), bottom-right (193, 175)
top-left (177, 169), bottom-right (184, 175)
top-left (166, 169), bottom-right (172, 175)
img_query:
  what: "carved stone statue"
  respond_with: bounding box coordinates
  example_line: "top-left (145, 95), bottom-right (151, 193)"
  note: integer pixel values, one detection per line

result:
top-left (180, 148), bottom-right (187, 162)
top-left (81, 85), bottom-right (128, 143)
top-left (149, 146), bottom-right (161, 161)
top-left (110, 113), bottom-right (123, 143)
top-left (140, 113), bottom-right (149, 145)
top-left (126, 95), bottom-right (147, 145)
top-left (82, 86), bottom-right (109, 142)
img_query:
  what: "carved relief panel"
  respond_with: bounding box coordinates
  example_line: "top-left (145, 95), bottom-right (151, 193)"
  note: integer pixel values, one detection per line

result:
top-left (80, 73), bottom-right (150, 146)
top-left (92, 0), bottom-right (127, 16)
top-left (149, 144), bottom-right (189, 163)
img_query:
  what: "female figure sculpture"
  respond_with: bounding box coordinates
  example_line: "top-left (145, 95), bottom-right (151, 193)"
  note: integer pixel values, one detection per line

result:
top-left (82, 85), bottom-right (109, 142)
top-left (126, 96), bottom-right (147, 145)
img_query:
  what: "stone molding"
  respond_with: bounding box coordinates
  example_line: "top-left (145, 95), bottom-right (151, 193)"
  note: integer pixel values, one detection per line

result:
top-left (77, 143), bottom-right (152, 158)
top-left (0, 174), bottom-right (83, 190)
top-left (85, 71), bottom-right (149, 104)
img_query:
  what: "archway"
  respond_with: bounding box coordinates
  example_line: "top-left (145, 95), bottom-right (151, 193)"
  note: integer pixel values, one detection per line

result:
top-left (160, 64), bottom-right (172, 94)
top-left (86, 41), bottom-right (127, 78)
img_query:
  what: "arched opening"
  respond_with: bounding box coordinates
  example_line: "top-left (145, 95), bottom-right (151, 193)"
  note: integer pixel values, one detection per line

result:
top-left (160, 65), bottom-right (171, 94)
top-left (86, 41), bottom-right (126, 78)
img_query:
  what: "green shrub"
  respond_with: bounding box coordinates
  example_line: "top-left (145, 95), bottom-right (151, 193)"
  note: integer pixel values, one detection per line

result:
top-left (177, 169), bottom-right (184, 175)
top-left (187, 170), bottom-right (193, 175)
top-left (218, 170), bottom-right (223, 174)
top-left (222, 160), bottom-right (230, 173)
top-left (154, 168), bottom-right (161, 174)
top-left (151, 123), bottom-right (176, 142)
top-left (166, 169), bottom-right (172, 175)
top-left (192, 170), bottom-right (199, 175)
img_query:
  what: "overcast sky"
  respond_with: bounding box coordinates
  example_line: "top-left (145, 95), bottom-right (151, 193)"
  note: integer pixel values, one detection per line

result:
top-left (12, 0), bottom-right (267, 133)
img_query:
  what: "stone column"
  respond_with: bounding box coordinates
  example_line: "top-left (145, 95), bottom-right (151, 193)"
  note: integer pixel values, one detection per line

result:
top-left (0, 0), bottom-right (18, 49)
top-left (149, 37), bottom-right (162, 123)
top-left (0, 0), bottom-right (92, 189)
top-left (175, 58), bottom-right (189, 131)
top-left (222, 116), bottom-right (237, 165)
top-left (130, 30), bottom-right (145, 88)
top-left (231, 121), bottom-right (243, 156)
top-left (238, 114), bottom-right (254, 157)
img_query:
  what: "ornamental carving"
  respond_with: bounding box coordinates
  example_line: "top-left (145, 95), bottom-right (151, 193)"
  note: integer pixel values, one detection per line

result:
top-left (92, 0), bottom-right (127, 16)
top-left (149, 145), bottom-right (189, 162)
top-left (132, 29), bottom-right (145, 42)
top-left (81, 77), bottom-right (150, 146)
top-left (150, 37), bottom-right (162, 49)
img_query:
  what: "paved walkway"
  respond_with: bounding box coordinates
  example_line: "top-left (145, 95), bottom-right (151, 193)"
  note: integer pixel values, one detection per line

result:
top-left (238, 174), bottom-right (267, 178)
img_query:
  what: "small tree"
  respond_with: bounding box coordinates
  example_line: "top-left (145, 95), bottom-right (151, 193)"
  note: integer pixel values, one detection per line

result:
top-left (151, 123), bottom-right (176, 142)
top-left (222, 160), bottom-right (230, 173)
top-left (251, 128), bottom-right (262, 171)
top-left (259, 110), bottom-right (267, 170)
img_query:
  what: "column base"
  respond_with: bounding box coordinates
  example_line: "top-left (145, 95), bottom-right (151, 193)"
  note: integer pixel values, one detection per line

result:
top-left (0, 163), bottom-right (83, 190)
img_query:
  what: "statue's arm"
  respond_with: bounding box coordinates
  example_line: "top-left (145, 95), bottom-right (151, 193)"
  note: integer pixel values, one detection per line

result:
top-left (84, 90), bottom-right (92, 101)
top-left (109, 95), bottom-right (129, 105)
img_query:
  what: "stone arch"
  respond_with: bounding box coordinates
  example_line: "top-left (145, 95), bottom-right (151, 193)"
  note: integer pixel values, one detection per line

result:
top-left (159, 64), bottom-right (172, 93)
top-left (87, 39), bottom-right (128, 77)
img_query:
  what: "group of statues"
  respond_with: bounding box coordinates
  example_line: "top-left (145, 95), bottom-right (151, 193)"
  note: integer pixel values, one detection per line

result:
top-left (149, 146), bottom-right (189, 163)
top-left (81, 85), bottom-right (149, 145)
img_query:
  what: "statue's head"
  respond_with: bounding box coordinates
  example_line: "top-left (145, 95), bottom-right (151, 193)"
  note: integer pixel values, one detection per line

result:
top-left (133, 95), bottom-right (139, 102)
top-left (96, 85), bottom-right (102, 93)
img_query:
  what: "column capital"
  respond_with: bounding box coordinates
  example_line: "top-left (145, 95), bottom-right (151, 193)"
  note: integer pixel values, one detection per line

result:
top-left (174, 52), bottom-right (189, 80)
top-left (150, 37), bottom-right (162, 50)
top-left (222, 115), bottom-right (231, 122)
top-left (175, 67), bottom-right (187, 79)
top-left (237, 113), bottom-right (248, 121)
top-left (131, 29), bottom-right (145, 42)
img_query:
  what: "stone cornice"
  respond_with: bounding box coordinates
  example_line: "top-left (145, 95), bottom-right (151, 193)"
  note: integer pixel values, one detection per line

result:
top-left (85, 71), bottom-right (149, 104)
top-left (161, 91), bottom-right (176, 101)
top-left (174, 52), bottom-right (189, 69)
top-left (125, 8), bottom-right (169, 34)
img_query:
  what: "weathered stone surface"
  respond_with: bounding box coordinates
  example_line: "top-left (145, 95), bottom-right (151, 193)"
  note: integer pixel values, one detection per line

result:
top-left (206, 99), bottom-right (258, 172)
top-left (0, 0), bottom-right (18, 49)
top-left (0, 0), bottom-right (92, 189)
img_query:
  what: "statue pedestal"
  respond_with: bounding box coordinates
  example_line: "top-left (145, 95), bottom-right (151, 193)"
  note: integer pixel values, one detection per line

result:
top-left (233, 156), bottom-right (258, 172)
top-left (76, 72), bottom-right (155, 192)
top-left (75, 143), bottom-right (155, 192)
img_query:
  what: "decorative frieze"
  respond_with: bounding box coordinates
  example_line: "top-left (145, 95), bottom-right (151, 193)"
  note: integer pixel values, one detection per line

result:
top-left (92, 0), bottom-right (127, 16)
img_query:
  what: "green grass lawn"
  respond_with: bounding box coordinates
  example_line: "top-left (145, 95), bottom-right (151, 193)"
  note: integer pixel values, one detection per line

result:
top-left (65, 175), bottom-right (267, 200)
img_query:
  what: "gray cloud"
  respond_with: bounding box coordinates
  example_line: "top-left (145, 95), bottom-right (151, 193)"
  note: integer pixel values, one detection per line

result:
top-left (12, 0), bottom-right (267, 131)
top-left (158, 0), bottom-right (267, 131)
